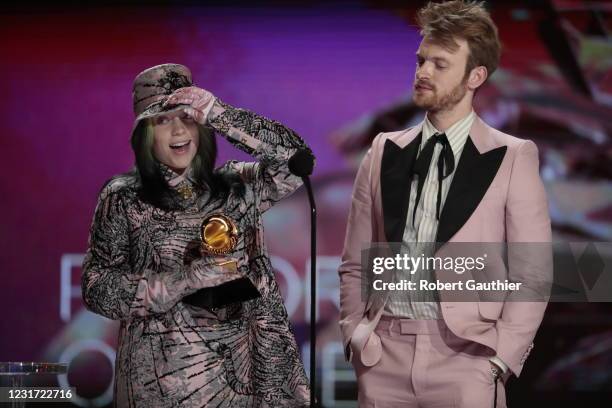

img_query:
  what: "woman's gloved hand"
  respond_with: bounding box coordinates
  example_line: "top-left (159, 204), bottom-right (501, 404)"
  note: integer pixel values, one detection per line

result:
top-left (186, 256), bottom-right (242, 291)
top-left (163, 86), bottom-right (216, 125)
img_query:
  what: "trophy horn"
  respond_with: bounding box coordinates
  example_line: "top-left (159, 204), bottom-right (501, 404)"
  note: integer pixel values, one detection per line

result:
top-left (200, 213), bottom-right (239, 255)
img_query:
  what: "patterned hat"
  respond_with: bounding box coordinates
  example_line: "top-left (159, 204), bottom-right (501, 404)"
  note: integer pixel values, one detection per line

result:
top-left (132, 63), bottom-right (193, 124)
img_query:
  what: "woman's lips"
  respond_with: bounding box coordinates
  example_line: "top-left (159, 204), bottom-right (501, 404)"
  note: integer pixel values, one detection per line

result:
top-left (170, 140), bottom-right (191, 154)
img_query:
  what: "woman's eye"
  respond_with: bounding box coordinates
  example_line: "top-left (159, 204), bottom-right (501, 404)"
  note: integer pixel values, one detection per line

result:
top-left (182, 114), bottom-right (194, 122)
top-left (155, 116), bottom-right (169, 125)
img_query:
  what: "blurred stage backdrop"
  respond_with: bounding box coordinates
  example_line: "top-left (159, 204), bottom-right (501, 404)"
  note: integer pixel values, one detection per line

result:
top-left (1, 0), bottom-right (611, 406)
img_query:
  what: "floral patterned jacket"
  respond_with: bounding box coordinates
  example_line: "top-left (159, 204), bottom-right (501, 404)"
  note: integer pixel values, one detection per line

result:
top-left (82, 100), bottom-right (311, 407)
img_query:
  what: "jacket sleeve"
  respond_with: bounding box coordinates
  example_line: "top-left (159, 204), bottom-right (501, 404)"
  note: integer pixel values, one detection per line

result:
top-left (338, 145), bottom-right (375, 362)
top-left (81, 185), bottom-right (241, 321)
top-left (496, 140), bottom-right (553, 377)
top-left (206, 99), bottom-right (314, 212)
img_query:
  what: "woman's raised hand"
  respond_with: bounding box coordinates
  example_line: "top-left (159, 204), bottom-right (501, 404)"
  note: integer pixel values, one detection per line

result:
top-left (164, 86), bottom-right (216, 125)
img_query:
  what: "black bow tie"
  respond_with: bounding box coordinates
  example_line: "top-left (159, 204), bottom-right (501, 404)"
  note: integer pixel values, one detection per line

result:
top-left (411, 132), bottom-right (456, 226)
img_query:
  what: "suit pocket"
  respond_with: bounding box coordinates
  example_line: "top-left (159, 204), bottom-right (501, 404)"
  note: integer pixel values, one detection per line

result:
top-left (478, 301), bottom-right (503, 322)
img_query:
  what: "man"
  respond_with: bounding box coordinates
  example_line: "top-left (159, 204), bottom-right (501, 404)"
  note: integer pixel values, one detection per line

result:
top-left (338, 1), bottom-right (552, 407)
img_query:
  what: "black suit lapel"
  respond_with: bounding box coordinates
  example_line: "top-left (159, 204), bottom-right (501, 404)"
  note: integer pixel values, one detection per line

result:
top-left (436, 137), bottom-right (507, 245)
top-left (381, 134), bottom-right (421, 243)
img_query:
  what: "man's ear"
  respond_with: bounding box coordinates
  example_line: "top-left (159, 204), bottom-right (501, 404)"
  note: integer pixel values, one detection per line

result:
top-left (467, 66), bottom-right (488, 91)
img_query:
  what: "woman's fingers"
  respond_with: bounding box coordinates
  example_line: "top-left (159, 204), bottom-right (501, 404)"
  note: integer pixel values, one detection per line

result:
top-left (168, 95), bottom-right (211, 109)
top-left (183, 107), bottom-right (206, 124)
top-left (163, 94), bottom-right (194, 106)
top-left (164, 86), bottom-right (212, 107)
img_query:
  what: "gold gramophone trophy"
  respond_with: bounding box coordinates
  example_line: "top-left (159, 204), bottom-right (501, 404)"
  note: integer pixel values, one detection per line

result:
top-left (200, 213), bottom-right (239, 256)
top-left (183, 213), bottom-right (260, 311)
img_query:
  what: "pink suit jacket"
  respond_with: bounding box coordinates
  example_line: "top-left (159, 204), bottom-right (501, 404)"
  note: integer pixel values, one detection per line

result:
top-left (338, 115), bottom-right (552, 377)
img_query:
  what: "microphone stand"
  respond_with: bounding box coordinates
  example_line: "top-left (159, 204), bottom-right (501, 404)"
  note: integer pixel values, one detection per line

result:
top-left (287, 148), bottom-right (317, 407)
top-left (302, 176), bottom-right (317, 408)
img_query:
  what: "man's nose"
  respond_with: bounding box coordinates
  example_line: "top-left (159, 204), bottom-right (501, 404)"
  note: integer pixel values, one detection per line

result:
top-left (416, 62), bottom-right (433, 80)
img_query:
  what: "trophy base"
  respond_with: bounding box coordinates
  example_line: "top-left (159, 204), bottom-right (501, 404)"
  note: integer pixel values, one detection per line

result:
top-left (183, 277), bottom-right (261, 310)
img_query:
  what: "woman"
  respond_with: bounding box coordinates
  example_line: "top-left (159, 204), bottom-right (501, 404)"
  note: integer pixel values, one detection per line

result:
top-left (82, 64), bottom-right (311, 407)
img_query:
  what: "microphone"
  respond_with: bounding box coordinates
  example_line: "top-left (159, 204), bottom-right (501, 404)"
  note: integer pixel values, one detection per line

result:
top-left (288, 148), bottom-right (315, 177)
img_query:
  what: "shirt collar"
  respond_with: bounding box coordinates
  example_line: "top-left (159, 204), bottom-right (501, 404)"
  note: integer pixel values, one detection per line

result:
top-left (158, 163), bottom-right (197, 188)
top-left (422, 110), bottom-right (475, 156)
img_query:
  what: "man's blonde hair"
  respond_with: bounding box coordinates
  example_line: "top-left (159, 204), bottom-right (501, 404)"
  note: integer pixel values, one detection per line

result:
top-left (417, 1), bottom-right (501, 80)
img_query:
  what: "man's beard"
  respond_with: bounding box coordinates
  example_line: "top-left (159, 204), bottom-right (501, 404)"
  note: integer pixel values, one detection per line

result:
top-left (413, 76), bottom-right (468, 112)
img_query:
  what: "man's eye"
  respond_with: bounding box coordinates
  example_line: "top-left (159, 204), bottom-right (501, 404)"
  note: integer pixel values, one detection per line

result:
top-left (436, 64), bottom-right (447, 70)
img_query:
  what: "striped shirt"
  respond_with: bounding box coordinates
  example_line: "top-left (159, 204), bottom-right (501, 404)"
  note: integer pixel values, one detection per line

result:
top-left (386, 110), bottom-right (474, 319)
